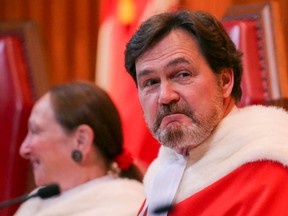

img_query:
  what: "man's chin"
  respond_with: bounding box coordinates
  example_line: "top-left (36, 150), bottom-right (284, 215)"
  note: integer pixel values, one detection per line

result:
top-left (174, 146), bottom-right (187, 156)
top-left (172, 144), bottom-right (198, 157)
top-left (159, 142), bottom-right (186, 155)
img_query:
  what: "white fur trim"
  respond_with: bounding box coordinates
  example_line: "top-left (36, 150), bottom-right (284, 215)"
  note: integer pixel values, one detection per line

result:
top-left (15, 177), bottom-right (144, 216)
top-left (144, 105), bottom-right (288, 202)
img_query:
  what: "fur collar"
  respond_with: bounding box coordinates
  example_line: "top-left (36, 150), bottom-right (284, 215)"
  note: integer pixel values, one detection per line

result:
top-left (144, 105), bottom-right (288, 202)
top-left (15, 177), bottom-right (144, 216)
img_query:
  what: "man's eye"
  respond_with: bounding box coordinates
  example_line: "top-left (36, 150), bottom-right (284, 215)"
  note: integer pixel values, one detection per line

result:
top-left (144, 79), bottom-right (158, 87)
top-left (177, 71), bottom-right (190, 78)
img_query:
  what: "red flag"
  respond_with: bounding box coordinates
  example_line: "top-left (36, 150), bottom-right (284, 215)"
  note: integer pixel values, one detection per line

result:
top-left (96, 0), bottom-right (179, 171)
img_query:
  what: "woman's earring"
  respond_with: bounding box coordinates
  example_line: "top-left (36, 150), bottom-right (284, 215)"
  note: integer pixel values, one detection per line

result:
top-left (71, 150), bottom-right (83, 163)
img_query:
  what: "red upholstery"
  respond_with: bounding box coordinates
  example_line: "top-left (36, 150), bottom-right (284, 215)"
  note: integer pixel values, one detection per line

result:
top-left (0, 36), bottom-right (34, 215)
top-left (222, 20), bottom-right (268, 107)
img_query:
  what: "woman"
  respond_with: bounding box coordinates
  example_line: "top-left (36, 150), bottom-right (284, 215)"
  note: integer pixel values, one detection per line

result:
top-left (15, 81), bottom-right (144, 215)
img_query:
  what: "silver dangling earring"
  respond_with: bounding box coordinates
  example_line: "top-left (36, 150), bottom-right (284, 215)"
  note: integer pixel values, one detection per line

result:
top-left (71, 150), bottom-right (83, 163)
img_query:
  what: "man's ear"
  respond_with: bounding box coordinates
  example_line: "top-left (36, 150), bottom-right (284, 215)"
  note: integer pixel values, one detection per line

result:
top-left (220, 68), bottom-right (234, 98)
top-left (74, 124), bottom-right (94, 155)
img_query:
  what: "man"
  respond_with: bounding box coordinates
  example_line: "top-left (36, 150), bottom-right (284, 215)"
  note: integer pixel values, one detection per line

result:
top-left (125, 10), bottom-right (288, 215)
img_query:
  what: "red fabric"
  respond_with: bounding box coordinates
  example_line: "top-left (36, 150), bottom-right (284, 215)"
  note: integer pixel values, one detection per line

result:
top-left (171, 161), bottom-right (288, 215)
top-left (137, 199), bottom-right (147, 215)
top-left (140, 161), bottom-right (288, 215)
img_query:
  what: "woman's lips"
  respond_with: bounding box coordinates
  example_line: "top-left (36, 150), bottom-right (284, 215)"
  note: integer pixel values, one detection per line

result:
top-left (30, 158), bottom-right (40, 169)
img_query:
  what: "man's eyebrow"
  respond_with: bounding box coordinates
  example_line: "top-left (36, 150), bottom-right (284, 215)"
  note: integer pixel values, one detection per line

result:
top-left (165, 57), bottom-right (190, 69)
top-left (137, 57), bottom-right (191, 80)
top-left (137, 69), bottom-right (153, 81)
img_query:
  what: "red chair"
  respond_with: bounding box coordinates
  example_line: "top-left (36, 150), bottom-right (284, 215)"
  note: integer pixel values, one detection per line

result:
top-left (222, 20), bottom-right (268, 107)
top-left (0, 21), bottom-right (49, 216)
top-left (0, 36), bottom-right (33, 216)
top-left (222, 2), bottom-right (288, 109)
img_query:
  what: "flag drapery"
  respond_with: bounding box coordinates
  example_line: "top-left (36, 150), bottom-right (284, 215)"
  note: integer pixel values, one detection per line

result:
top-left (96, 0), bottom-right (179, 171)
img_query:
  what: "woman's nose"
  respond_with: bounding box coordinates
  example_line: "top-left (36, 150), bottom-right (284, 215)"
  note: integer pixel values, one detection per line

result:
top-left (19, 135), bottom-right (31, 159)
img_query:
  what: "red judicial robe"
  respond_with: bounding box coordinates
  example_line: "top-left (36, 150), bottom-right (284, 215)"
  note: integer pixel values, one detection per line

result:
top-left (140, 161), bottom-right (288, 216)
top-left (170, 161), bottom-right (288, 216)
top-left (140, 105), bottom-right (288, 216)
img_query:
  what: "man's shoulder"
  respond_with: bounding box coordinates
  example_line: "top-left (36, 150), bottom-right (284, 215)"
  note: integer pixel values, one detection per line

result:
top-left (170, 160), bottom-right (288, 216)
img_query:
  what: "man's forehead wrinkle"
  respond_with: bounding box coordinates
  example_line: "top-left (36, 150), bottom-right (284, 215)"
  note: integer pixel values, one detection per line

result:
top-left (165, 57), bottom-right (191, 69)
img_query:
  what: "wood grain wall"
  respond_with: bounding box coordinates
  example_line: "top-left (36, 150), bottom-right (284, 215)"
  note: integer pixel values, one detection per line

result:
top-left (0, 0), bottom-right (100, 88)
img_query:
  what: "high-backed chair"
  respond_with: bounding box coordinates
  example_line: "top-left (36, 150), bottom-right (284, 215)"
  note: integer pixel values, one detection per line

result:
top-left (0, 21), bottom-right (49, 216)
top-left (222, 2), bottom-right (288, 110)
top-left (222, 20), bottom-right (268, 107)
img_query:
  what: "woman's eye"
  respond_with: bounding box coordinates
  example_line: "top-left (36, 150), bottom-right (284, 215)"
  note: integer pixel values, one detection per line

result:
top-left (30, 129), bottom-right (37, 134)
top-left (29, 127), bottom-right (39, 134)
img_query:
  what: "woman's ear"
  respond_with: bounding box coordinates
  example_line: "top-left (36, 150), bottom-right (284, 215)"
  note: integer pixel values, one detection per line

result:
top-left (74, 124), bottom-right (94, 156)
top-left (220, 68), bottom-right (234, 98)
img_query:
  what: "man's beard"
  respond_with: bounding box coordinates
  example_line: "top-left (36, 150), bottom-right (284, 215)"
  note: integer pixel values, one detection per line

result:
top-left (149, 92), bottom-right (224, 152)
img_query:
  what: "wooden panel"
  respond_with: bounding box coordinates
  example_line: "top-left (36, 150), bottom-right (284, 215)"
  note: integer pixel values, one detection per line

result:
top-left (0, 0), bottom-right (101, 86)
top-left (49, 0), bottom-right (70, 83)
top-left (1, 0), bottom-right (26, 19)
top-left (73, 0), bottom-right (90, 80)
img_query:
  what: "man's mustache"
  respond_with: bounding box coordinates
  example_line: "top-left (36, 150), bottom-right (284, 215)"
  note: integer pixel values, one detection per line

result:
top-left (153, 103), bottom-right (195, 133)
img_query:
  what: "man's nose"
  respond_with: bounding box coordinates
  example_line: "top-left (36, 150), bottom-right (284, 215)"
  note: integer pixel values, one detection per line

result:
top-left (158, 82), bottom-right (180, 105)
